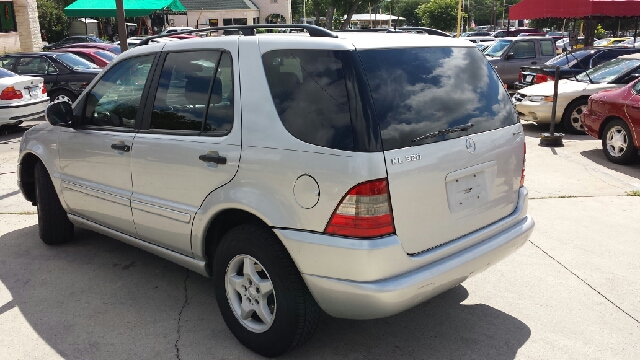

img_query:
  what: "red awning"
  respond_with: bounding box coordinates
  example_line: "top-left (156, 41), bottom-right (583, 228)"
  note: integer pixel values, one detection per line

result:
top-left (509, 0), bottom-right (640, 20)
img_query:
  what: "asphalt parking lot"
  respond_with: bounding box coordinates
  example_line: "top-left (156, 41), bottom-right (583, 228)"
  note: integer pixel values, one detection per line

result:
top-left (1, 121), bottom-right (639, 359)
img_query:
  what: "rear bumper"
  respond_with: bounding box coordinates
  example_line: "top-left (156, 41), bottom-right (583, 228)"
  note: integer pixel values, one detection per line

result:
top-left (581, 108), bottom-right (602, 139)
top-left (514, 100), bottom-right (554, 123)
top-left (0, 98), bottom-right (49, 125)
top-left (277, 187), bottom-right (533, 320)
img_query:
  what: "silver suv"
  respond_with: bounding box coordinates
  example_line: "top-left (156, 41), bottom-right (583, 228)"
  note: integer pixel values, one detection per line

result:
top-left (18, 25), bottom-right (534, 357)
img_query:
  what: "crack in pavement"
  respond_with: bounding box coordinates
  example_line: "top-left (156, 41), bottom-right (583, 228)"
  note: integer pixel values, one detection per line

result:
top-left (175, 269), bottom-right (190, 360)
top-left (529, 240), bottom-right (639, 325)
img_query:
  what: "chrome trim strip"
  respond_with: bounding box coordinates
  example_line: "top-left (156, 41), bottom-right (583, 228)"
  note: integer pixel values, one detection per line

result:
top-left (131, 200), bottom-right (192, 223)
top-left (61, 181), bottom-right (130, 207)
top-left (68, 214), bottom-right (209, 277)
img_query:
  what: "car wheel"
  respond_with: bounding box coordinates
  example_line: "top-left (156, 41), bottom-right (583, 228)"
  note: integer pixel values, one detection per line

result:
top-left (212, 223), bottom-right (321, 357)
top-left (49, 90), bottom-right (77, 104)
top-left (562, 98), bottom-right (588, 134)
top-left (35, 162), bottom-right (74, 245)
top-left (602, 119), bottom-right (639, 165)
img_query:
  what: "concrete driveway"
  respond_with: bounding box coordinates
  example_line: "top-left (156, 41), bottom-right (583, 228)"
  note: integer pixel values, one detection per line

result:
top-left (0, 122), bottom-right (638, 359)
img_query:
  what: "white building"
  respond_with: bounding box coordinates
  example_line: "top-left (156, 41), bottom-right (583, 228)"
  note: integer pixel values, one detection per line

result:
top-left (168, 0), bottom-right (291, 29)
top-left (0, 0), bottom-right (42, 53)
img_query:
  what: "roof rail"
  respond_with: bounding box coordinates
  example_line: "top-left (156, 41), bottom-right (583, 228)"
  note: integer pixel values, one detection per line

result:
top-left (334, 27), bottom-right (451, 38)
top-left (137, 24), bottom-right (337, 46)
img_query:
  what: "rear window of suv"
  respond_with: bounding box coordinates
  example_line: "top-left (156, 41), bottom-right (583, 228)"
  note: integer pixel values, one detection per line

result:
top-left (358, 47), bottom-right (518, 150)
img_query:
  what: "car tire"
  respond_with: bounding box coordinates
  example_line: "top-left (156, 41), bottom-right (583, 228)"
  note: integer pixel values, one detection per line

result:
top-left (562, 98), bottom-right (588, 134)
top-left (35, 162), bottom-right (74, 245)
top-left (212, 223), bottom-right (321, 357)
top-left (49, 90), bottom-right (77, 104)
top-left (602, 119), bottom-right (639, 165)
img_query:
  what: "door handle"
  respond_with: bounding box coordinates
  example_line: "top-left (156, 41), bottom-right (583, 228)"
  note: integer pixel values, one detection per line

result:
top-left (111, 143), bottom-right (131, 152)
top-left (631, 103), bottom-right (640, 110)
top-left (199, 151), bottom-right (227, 165)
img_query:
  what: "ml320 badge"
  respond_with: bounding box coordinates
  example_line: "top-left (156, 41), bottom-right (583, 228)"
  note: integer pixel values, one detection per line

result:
top-left (390, 154), bottom-right (421, 165)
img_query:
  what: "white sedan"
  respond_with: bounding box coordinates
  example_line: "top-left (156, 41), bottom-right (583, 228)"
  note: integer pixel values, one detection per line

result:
top-left (512, 53), bottom-right (640, 133)
top-left (0, 68), bottom-right (49, 126)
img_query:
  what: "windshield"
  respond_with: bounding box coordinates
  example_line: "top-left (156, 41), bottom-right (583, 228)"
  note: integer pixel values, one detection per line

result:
top-left (55, 53), bottom-right (99, 70)
top-left (576, 58), bottom-right (640, 83)
top-left (594, 39), bottom-right (610, 46)
top-left (0, 68), bottom-right (16, 78)
top-left (87, 36), bottom-right (105, 43)
top-left (94, 50), bottom-right (116, 61)
top-left (358, 47), bottom-right (517, 150)
top-left (483, 39), bottom-right (512, 57)
top-left (546, 50), bottom-right (593, 67)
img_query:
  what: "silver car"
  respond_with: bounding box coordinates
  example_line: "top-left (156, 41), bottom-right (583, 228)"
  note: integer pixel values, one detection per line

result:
top-left (485, 37), bottom-right (557, 86)
top-left (17, 27), bottom-right (534, 357)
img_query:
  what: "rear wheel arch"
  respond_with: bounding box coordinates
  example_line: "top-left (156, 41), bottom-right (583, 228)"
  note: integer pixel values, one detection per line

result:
top-left (203, 209), bottom-right (275, 274)
top-left (599, 115), bottom-right (626, 139)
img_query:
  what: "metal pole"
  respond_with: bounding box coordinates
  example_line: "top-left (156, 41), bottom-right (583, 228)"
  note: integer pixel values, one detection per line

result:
top-left (634, 17), bottom-right (638, 42)
top-left (550, 66), bottom-right (560, 136)
top-left (303, 0), bottom-right (306, 24)
top-left (116, 0), bottom-right (128, 51)
top-left (456, 0), bottom-right (463, 37)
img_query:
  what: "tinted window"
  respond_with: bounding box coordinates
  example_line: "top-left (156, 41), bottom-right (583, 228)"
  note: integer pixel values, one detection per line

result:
top-left (84, 55), bottom-right (154, 128)
top-left (55, 53), bottom-right (98, 70)
top-left (0, 57), bottom-right (15, 70)
top-left (547, 50), bottom-right (593, 67)
top-left (511, 41), bottom-right (535, 59)
top-left (576, 58), bottom-right (640, 84)
top-left (0, 68), bottom-right (16, 78)
top-left (73, 53), bottom-right (95, 64)
top-left (633, 79), bottom-right (640, 93)
top-left (94, 50), bottom-right (116, 61)
top-left (15, 57), bottom-right (56, 75)
top-left (150, 50), bottom-right (231, 133)
top-left (591, 51), bottom-right (625, 68)
top-left (262, 50), bottom-right (354, 150)
top-left (540, 40), bottom-right (555, 56)
top-left (358, 47), bottom-right (518, 150)
top-left (204, 52), bottom-right (234, 134)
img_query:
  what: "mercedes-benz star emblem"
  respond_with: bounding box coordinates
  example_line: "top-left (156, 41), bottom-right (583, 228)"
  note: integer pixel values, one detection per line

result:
top-left (466, 138), bottom-right (476, 153)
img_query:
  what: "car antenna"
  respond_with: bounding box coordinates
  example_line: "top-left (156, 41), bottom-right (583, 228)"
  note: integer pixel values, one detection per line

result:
top-left (565, 49), bottom-right (593, 84)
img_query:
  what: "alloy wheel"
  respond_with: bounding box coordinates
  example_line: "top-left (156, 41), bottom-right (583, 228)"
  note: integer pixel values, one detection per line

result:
top-left (225, 255), bottom-right (276, 333)
top-left (54, 94), bottom-right (72, 103)
top-left (606, 125), bottom-right (628, 158)
top-left (570, 105), bottom-right (587, 132)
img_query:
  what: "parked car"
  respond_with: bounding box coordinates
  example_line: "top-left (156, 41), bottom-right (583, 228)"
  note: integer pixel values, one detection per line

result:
top-left (42, 36), bottom-right (105, 51)
top-left (493, 28), bottom-right (539, 38)
top-left (18, 27), bottom-right (534, 357)
top-left (0, 68), bottom-right (49, 126)
top-left (461, 31), bottom-right (492, 37)
top-left (126, 36), bottom-right (177, 48)
top-left (515, 47), bottom-right (640, 89)
top-left (465, 36), bottom-right (496, 44)
top-left (512, 53), bottom-right (640, 133)
top-left (619, 38), bottom-right (640, 48)
top-left (160, 26), bottom-right (195, 35)
top-left (517, 32), bottom-right (548, 37)
top-left (557, 37), bottom-right (585, 52)
top-left (52, 48), bottom-right (115, 68)
top-left (58, 42), bottom-right (122, 55)
top-left (484, 37), bottom-right (557, 87)
top-left (593, 38), bottom-right (631, 46)
top-left (582, 79), bottom-right (640, 164)
top-left (0, 52), bottom-right (101, 103)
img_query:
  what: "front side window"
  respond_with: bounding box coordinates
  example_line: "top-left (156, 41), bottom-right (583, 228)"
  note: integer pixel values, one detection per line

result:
top-left (540, 40), bottom-right (555, 56)
top-left (15, 57), bottom-right (56, 75)
top-left (262, 50), bottom-right (354, 150)
top-left (511, 41), bottom-right (535, 59)
top-left (359, 47), bottom-right (518, 150)
top-left (0, 56), bottom-right (15, 70)
top-left (84, 55), bottom-right (154, 128)
top-left (484, 39), bottom-right (512, 57)
top-left (150, 50), bottom-right (233, 135)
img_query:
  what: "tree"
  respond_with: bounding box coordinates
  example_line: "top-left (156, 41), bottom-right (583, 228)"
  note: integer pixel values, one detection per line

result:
top-left (416, 0), bottom-right (460, 31)
top-left (37, 0), bottom-right (72, 43)
top-left (399, 0), bottom-right (429, 27)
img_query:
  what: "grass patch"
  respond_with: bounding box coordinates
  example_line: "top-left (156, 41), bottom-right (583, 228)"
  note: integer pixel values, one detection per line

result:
top-left (625, 190), bottom-right (640, 196)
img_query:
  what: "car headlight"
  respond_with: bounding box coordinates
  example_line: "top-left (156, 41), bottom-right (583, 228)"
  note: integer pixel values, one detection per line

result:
top-left (527, 95), bottom-right (554, 102)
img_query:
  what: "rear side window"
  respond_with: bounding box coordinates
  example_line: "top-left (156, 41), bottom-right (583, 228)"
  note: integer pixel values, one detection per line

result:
top-left (540, 40), bottom-right (555, 56)
top-left (358, 47), bottom-right (518, 151)
top-left (262, 50), bottom-right (354, 151)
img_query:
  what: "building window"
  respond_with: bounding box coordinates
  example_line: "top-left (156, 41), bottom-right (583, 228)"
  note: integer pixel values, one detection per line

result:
top-left (0, 2), bottom-right (17, 33)
top-left (271, 0), bottom-right (278, 3)
top-left (223, 18), bottom-right (247, 26)
top-left (209, 19), bottom-right (218, 27)
top-left (253, 17), bottom-right (260, 25)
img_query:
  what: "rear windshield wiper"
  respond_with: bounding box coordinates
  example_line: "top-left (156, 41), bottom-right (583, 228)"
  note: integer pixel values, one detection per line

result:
top-left (411, 123), bottom-right (475, 143)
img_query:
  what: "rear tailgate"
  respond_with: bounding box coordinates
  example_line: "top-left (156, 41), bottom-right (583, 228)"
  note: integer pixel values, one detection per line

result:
top-left (1, 76), bottom-right (46, 104)
top-left (519, 66), bottom-right (554, 87)
top-left (358, 46), bottom-right (524, 254)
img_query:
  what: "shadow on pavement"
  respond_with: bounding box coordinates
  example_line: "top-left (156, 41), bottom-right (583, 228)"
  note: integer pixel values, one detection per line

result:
top-left (521, 123), bottom-right (592, 141)
top-left (0, 125), bottom-right (27, 143)
top-left (0, 224), bottom-right (531, 359)
top-left (580, 148), bottom-right (640, 181)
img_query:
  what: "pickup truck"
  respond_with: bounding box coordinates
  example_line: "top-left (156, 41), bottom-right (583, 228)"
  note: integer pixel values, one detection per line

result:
top-left (484, 37), bottom-right (557, 88)
top-left (515, 47), bottom-right (640, 89)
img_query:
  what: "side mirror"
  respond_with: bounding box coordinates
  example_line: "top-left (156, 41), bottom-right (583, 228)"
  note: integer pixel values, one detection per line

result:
top-left (45, 100), bottom-right (74, 126)
top-left (505, 53), bottom-right (515, 60)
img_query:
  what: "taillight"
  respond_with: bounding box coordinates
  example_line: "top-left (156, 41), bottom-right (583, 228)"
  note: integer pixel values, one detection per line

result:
top-left (0, 86), bottom-right (23, 100)
top-left (325, 178), bottom-right (395, 238)
top-left (518, 72), bottom-right (523, 82)
top-left (535, 73), bottom-right (554, 83)
top-left (520, 142), bottom-right (526, 187)
top-left (41, 85), bottom-right (47, 94)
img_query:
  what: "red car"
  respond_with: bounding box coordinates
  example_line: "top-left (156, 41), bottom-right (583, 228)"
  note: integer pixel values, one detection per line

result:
top-left (582, 79), bottom-right (640, 164)
top-left (58, 42), bottom-right (121, 55)
top-left (52, 48), bottom-right (116, 68)
top-left (168, 34), bottom-right (199, 40)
